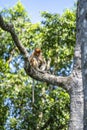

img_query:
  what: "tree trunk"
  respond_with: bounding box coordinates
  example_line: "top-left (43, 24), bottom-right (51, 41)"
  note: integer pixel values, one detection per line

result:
top-left (69, 70), bottom-right (84, 130)
top-left (68, 0), bottom-right (87, 129)
top-left (77, 0), bottom-right (87, 129)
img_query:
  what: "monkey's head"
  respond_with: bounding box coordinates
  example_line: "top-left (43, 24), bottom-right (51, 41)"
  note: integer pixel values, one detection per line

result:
top-left (34, 48), bottom-right (41, 56)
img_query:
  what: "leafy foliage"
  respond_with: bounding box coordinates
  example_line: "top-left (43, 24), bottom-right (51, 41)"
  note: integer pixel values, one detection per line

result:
top-left (0, 1), bottom-right (76, 130)
top-left (40, 10), bottom-right (76, 74)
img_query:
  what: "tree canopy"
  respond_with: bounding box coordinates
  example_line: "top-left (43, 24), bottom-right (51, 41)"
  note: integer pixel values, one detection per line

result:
top-left (0, 1), bottom-right (76, 130)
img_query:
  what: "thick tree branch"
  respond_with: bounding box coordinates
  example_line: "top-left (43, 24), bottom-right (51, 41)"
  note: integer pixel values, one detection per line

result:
top-left (0, 14), bottom-right (73, 92)
top-left (24, 59), bottom-right (72, 92)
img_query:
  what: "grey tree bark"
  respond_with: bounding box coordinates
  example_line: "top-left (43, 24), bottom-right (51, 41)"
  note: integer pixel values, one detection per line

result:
top-left (77, 0), bottom-right (87, 129)
top-left (0, 0), bottom-right (86, 129)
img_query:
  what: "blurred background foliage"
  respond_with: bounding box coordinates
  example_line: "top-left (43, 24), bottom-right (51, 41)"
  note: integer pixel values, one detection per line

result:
top-left (0, 1), bottom-right (76, 130)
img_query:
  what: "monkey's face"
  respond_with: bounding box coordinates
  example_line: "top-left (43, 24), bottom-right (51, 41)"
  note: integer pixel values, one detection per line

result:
top-left (34, 48), bottom-right (41, 57)
top-left (34, 50), bottom-right (41, 57)
top-left (35, 52), bottom-right (40, 56)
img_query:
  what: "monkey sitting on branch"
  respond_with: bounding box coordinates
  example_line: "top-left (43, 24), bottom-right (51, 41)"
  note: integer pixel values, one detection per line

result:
top-left (29, 48), bottom-right (50, 73)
